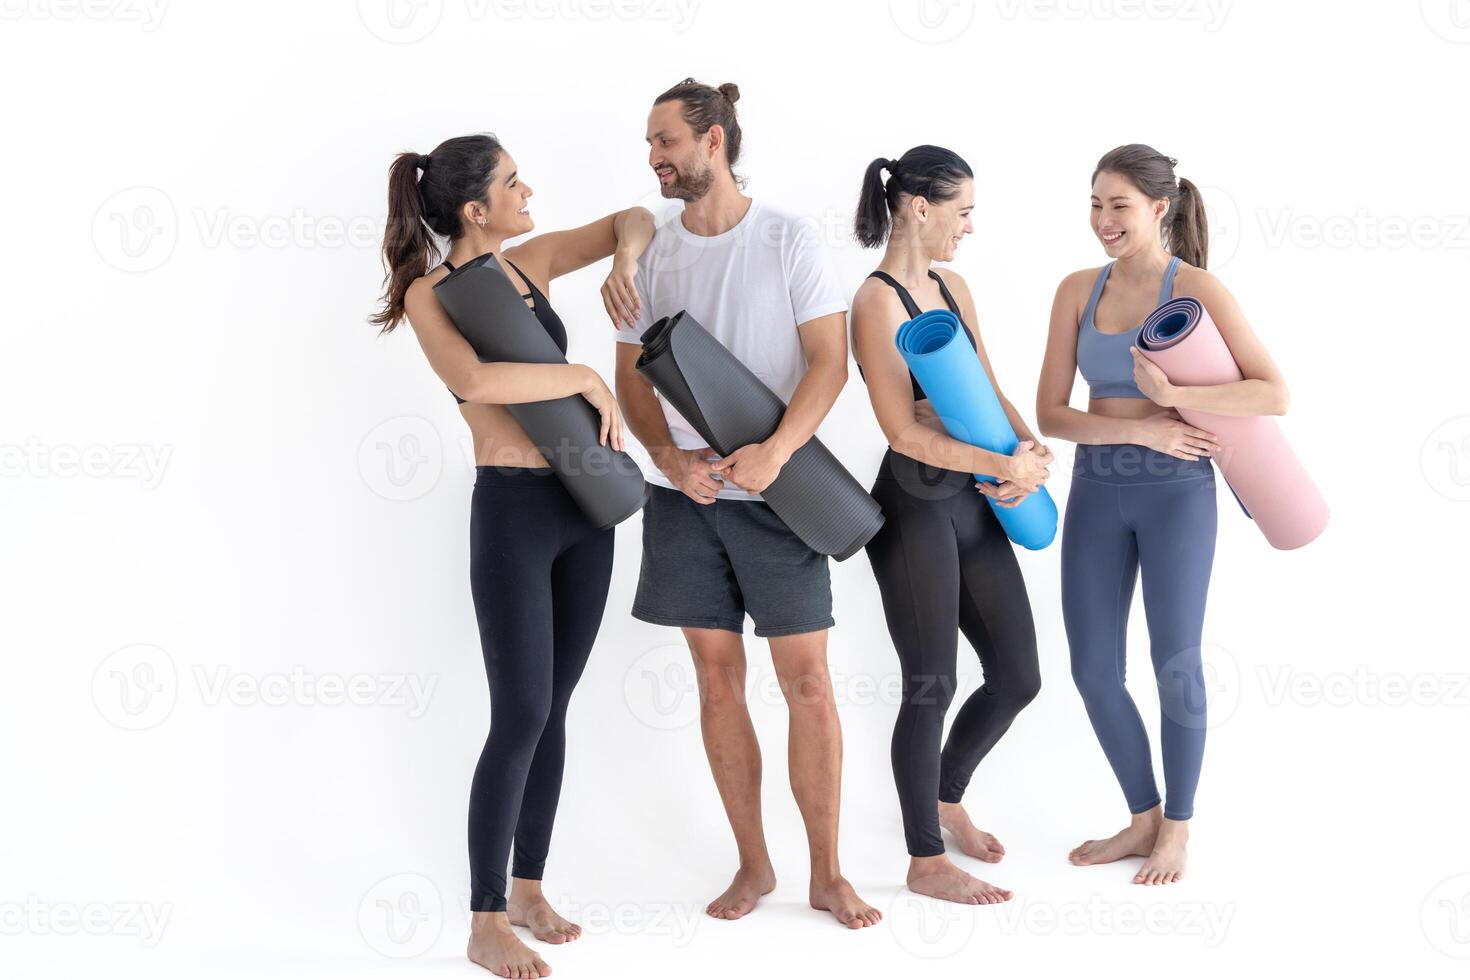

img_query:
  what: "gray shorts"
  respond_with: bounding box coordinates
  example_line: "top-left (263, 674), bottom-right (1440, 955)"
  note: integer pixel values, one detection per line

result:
top-left (632, 485), bottom-right (834, 637)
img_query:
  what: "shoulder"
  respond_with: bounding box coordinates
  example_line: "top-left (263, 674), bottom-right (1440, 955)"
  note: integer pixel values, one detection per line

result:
top-left (751, 200), bottom-right (822, 246)
top-left (404, 267), bottom-right (449, 317)
top-left (1055, 266), bottom-right (1103, 302)
top-left (850, 274), bottom-right (905, 326)
top-left (1172, 262), bottom-right (1230, 302)
top-left (933, 266), bottom-right (972, 301)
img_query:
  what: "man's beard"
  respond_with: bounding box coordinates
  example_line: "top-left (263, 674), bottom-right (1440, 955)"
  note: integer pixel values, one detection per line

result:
top-left (660, 158), bottom-right (715, 202)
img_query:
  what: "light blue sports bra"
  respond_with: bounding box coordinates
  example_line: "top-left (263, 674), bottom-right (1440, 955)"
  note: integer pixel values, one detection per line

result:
top-left (1076, 255), bottom-right (1180, 399)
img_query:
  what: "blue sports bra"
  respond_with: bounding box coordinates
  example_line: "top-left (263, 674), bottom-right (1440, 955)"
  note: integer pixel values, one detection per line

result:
top-left (1076, 255), bottom-right (1180, 399)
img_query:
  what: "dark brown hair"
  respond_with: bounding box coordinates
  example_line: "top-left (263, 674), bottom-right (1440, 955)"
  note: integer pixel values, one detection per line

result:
top-left (371, 133), bottom-right (503, 332)
top-left (1092, 143), bottom-right (1208, 269)
top-left (854, 145), bottom-right (973, 248)
top-left (653, 77), bottom-right (744, 180)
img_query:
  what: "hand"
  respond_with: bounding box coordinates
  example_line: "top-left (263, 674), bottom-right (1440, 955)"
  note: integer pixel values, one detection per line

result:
top-left (1000, 440), bottom-right (1052, 493)
top-left (660, 446), bottom-right (723, 504)
top-left (709, 439), bottom-right (792, 494)
top-left (577, 369), bottom-right (626, 452)
top-left (1133, 411), bottom-right (1220, 461)
top-left (977, 480), bottom-right (1031, 508)
top-left (1130, 347), bottom-right (1177, 406)
top-left (601, 255), bottom-right (643, 330)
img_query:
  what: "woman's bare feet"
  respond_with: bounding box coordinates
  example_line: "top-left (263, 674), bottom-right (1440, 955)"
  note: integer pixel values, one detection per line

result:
top-left (937, 801), bottom-right (1006, 863)
top-left (810, 875), bottom-right (882, 929)
top-left (467, 911), bottom-right (551, 978)
top-left (706, 863), bottom-right (777, 920)
top-left (507, 879), bottom-right (581, 944)
top-left (907, 854), bottom-right (1013, 905)
top-left (1134, 817), bottom-right (1188, 885)
top-left (1069, 807), bottom-right (1162, 866)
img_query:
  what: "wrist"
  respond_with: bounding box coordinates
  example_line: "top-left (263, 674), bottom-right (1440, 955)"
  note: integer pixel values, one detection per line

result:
top-left (764, 430), bottom-right (799, 463)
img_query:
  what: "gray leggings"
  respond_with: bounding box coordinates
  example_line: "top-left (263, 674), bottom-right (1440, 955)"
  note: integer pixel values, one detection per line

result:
top-left (1062, 444), bottom-right (1217, 821)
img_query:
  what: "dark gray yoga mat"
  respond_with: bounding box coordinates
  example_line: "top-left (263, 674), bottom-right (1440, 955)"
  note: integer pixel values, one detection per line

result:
top-left (636, 310), bottom-right (884, 561)
top-left (433, 253), bottom-right (648, 530)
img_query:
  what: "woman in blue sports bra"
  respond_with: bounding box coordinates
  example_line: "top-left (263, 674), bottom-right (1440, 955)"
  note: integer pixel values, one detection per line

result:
top-left (372, 133), bottom-right (654, 978)
top-left (1037, 145), bottom-right (1291, 886)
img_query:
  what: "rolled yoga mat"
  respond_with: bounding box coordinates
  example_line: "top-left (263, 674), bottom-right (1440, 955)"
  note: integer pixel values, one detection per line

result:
top-left (433, 252), bottom-right (648, 530)
top-left (636, 311), bottom-right (884, 561)
top-left (894, 309), bottom-right (1058, 551)
top-left (1136, 296), bottom-right (1328, 550)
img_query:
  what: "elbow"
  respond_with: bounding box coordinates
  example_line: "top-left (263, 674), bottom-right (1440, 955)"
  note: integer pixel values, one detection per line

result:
top-left (1035, 405), bottom-right (1061, 438)
top-left (1273, 383), bottom-right (1291, 416)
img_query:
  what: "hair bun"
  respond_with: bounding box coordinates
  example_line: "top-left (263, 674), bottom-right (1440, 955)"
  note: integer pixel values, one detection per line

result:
top-left (717, 82), bottom-right (740, 104)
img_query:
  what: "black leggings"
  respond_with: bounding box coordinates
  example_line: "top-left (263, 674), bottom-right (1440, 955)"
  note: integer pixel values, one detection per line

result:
top-left (864, 451), bottom-right (1041, 857)
top-left (467, 466), bottom-right (614, 912)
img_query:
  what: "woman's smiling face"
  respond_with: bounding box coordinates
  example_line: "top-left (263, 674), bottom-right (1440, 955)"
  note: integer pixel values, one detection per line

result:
top-left (1090, 169), bottom-right (1168, 257)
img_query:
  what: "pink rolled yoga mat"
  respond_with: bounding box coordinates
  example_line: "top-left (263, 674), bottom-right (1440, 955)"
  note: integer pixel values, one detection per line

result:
top-left (1136, 297), bottom-right (1328, 550)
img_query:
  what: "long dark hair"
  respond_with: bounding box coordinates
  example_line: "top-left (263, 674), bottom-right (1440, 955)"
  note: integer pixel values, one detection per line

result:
top-left (371, 133), bottom-right (503, 332)
top-left (1091, 143), bottom-right (1208, 269)
top-left (653, 77), bottom-right (744, 180)
top-left (854, 145), bottom-right (973, 248)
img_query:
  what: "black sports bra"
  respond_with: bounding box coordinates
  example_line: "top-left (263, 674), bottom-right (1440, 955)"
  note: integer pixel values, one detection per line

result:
top-left (443, 255), bottom-right (569, 405)
top-left (858, 269), bottom-right (978, 401)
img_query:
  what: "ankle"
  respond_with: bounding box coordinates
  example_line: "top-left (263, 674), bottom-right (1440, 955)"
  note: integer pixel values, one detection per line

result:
top-left (470, 911), bottom-right (514, 935)
top-left (507, 878), bottom-right (545, 905)
top-left (1130, 806), bottom-right (1164, 830)
top-left (1157, 817), bottom-right (1190, 839)
top-left (909, 853), bottom-right (951, 874)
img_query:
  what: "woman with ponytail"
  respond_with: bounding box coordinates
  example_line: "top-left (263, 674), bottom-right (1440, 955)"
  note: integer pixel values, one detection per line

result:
top-left (850, 146), bottom-right (1051, 905)
top-left (373, 134), bottom-right (654, 977)
top-left (1037, 145), bottom-right (1290, 885)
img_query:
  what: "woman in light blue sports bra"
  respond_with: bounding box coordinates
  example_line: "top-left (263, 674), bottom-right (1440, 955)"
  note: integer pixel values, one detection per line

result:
top-left (1036, 145), bottom-right (1291, 887)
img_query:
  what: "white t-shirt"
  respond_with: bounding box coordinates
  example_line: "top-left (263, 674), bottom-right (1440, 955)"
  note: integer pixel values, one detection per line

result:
top-left (615, 200), bottom-right (849, 501)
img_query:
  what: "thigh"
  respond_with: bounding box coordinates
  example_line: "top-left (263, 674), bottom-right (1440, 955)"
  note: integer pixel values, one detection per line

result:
top-left (865, 481), bottom-right (962, 686)
top-left (1132, 477), bottom-right (1218, 660)
top-left (469, 486), bottom-right (558, 701)
top-left (1061, 476), bottom-right (1139, 670)
top-left (954, 498), bottom-right (1038, 682)
top-left (720, 500), bottom-right (833, 638)
top-left (633, 485), bottom-right (744, 633)
top-left (549, 525), bottom-right (614, 695)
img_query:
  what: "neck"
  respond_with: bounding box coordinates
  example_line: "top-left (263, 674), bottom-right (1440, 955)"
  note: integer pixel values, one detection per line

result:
top-left (876, 228), bottom-right (935, 287)
top-left (447, 228), bottom-right (505, 267)
top-left (679, 174), bottom-right (750, 236)
top-left (1111, 241), bottom-right (1171, 283)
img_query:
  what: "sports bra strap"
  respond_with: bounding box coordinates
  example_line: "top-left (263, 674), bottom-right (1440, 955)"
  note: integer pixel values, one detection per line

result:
top-left (1159, 254), bottom-right (1181, 303)
top-left (867, 271), bottom-right (923, 318)
top-left (442, 259), bottom-right (456, 272)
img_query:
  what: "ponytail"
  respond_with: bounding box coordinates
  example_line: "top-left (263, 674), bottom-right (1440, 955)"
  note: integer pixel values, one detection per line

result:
top-left (854, 157), bottom-right (893, 248)
top-left (1171, 176), bottom-right (1209, 270)
top-left (371, 134), bottom-right (504, 333)
top-left (372, 152), bottom-right (435, 333)
top-left (853, 145), bottom-right (973, 249)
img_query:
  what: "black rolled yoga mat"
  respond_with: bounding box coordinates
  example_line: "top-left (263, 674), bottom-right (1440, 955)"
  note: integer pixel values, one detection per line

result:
top-left (433, 253), bottom-right (648, 530)
top-left (636, 311), bottom-right (884, 561)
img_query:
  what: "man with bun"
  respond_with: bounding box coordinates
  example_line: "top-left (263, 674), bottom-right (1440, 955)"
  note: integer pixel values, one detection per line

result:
top-left (615, 78), bottom-right (880, 929)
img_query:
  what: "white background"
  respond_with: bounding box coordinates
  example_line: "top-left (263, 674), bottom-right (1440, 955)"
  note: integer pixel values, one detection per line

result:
top-left (4, 1), bottom-right (1469, 977)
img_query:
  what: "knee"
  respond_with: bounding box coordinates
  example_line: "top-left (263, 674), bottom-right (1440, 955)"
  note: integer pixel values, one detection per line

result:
top-left (690, 646), bottom-right (747, 710)
top-left (1010, 670), bottom-right (1042, 711)
top-left (780, 660), bottom-right (836, 714)
top-left (1070, 652), bottom-right (1118, 702)
top-left (487, 695), bottom-right (553, 759)
top-left (901, 669), bottom-right (957, 714)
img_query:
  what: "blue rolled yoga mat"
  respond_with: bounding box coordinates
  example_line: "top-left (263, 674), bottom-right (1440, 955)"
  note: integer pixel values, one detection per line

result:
top-left (894, 309), bottom-right (1057, 550)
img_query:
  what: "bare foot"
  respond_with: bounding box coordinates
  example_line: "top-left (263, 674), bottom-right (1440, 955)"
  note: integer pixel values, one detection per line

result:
top-left (1069, 808), bottom-right (1162, 866)
top-left (937, 801), bottom-right (1006, 863)
top-left (907, 854), bottom-right (1012, 905)
top-left (507, 882), bottom-right (582, 944)
top-left (467, 911), bottom-right (551, 978)
top-left (706, 864), bottom-right (776, 920)
top-left (810, 876), bottom-right (882, 929)
top-left (1134, 817), bottom-right (1188, 885)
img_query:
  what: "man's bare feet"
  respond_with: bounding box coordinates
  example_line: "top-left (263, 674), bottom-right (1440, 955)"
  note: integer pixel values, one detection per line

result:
top-left (907, 854), bottom-right (1012, 905)
top-left (1069, 807), bottom-right (1162, 866)
top-left (507, 880), bottom-right (582, 944)
top-left (467, 911), bottom-right (551, 979)
top-left (937, 801), bottom-right (1006, 863)
top-left (810, 876), bottom-right (882, 929)
top-left (706, 864), bottom-right (777, 920)
top-left (1134, 817), bottom-right (1188, 885)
